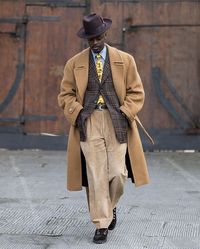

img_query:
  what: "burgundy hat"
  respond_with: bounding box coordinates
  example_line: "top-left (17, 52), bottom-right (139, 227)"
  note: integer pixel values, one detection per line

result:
top-left (77, 13), bottom-right (112, 39)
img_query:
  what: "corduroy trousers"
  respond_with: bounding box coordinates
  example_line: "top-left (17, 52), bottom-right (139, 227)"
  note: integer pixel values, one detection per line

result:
top-left (80, 109), bottom-right (128, 229)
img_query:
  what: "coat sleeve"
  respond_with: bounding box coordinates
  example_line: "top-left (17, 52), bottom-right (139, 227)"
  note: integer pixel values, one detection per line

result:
top-left (119, 55), bottom-right (145, 123)
top-left (58, 59), bottom-right (83, 126)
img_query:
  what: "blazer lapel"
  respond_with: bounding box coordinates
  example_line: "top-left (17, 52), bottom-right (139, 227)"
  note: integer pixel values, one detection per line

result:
top-left (89, 51), bottom-right (100, 83)
top-left (74, 48), bottom-right (89, 104)
top-left (101, 50), bottom-right (110, 85)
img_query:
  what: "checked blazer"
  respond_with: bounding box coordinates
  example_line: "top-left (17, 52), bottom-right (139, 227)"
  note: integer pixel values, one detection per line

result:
top-left (77, 48), bottom-right (129, 143)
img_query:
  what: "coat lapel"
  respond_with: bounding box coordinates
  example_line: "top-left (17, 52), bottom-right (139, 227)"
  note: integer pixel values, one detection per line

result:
top-left (107, 45), bottom-right (125, 105)
top-left (74, 48), bottom-right (89, 104)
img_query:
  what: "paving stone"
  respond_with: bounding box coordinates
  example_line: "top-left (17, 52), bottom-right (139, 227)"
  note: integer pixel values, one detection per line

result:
top-left (0, 150), bottom-right (200, 248)
top-left (161, 221), bottom-right (200, 237)
top-left (163, 237), bottom-right (200, 249)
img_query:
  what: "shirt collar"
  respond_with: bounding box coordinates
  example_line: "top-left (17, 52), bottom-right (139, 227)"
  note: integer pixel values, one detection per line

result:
top-left (91, 46), bottom-right (107, 61)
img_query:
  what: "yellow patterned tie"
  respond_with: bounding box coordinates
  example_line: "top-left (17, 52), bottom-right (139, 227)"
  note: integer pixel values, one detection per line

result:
top-left (95, 54), bottom-right (105, 105)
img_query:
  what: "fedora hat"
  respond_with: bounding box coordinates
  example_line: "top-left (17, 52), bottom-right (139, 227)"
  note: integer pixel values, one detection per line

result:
top-left (77, 13), bottom-right (112, 39)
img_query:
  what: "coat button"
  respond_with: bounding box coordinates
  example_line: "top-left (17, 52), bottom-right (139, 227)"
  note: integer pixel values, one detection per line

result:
top-left (69, 108), bottom-right (73, 113)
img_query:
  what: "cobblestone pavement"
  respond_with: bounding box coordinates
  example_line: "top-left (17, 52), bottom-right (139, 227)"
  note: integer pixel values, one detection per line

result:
top-left (0, 150), bottom-right (200, 249)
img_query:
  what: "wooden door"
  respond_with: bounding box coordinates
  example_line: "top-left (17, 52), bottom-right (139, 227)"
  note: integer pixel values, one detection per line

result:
top-left (0, 0), bottom-right (199, 150)
top-left (0, 0), bottom-right (25, 133)
top-left (24, 5), bottom-right (85, 135)
top-left (124, 25), bottom-right (200, 132)
top-left (0, 0), bottom-right (87, 135)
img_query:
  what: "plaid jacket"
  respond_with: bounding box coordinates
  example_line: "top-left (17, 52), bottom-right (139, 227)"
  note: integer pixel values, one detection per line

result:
top-left (77, 49), bottom-right (128, 143)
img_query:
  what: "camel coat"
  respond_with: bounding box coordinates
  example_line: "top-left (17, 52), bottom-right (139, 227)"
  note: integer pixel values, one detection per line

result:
top-left (58, 44), bottom-right (153, 191)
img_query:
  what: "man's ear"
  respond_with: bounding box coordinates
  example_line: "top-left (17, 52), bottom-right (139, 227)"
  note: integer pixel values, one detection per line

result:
top-left (104, 32), bottom-right (107, 38)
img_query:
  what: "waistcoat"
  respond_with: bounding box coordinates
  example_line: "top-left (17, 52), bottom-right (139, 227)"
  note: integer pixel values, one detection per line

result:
top-left (77, 49), bottom-right (128, 143)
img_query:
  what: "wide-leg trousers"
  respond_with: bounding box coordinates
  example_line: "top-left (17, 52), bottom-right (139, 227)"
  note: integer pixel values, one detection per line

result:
top-left (80, 109), bottom-right (128, 229)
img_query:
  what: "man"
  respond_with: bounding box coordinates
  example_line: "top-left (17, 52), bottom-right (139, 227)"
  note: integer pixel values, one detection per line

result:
top-left (58, 13), bottom-right (153, 244)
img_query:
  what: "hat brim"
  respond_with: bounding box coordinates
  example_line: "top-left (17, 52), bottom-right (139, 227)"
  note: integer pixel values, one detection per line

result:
top-left (77, 18), bottom-right (112, 39)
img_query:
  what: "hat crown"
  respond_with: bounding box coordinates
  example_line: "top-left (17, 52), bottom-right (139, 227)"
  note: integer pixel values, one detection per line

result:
top-left (83, 13), bottom-right (106, 36)
top-left (77, 13), bottom-right (112, 39)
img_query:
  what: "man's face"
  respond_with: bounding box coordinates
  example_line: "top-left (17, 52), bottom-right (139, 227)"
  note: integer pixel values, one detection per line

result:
top-left (87, 32), bottom-right (106, 53)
